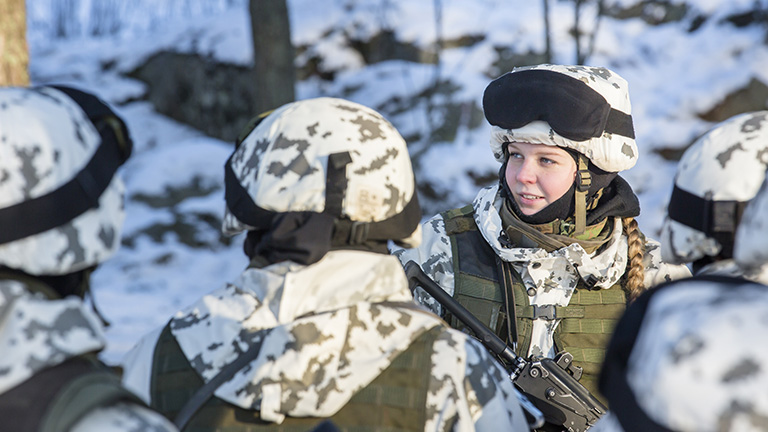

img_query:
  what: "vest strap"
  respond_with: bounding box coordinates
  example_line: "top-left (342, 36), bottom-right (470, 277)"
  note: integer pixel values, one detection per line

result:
top-left (174, 330), bottom-right (267, 430)
top-left (574, 155), bottom-right (590, 235)
top-left (0, 355), bottom-right (144, 432)
top-left (443, 204), bottom-right (476, 235)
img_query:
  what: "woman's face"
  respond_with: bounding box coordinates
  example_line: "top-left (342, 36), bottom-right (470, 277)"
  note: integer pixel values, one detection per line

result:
top-left (504, 141), bottom-right (577, 216)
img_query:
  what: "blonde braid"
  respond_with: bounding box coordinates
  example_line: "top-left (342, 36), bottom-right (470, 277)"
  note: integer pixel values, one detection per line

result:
top-left (622, 217), bottom-right (646, 302)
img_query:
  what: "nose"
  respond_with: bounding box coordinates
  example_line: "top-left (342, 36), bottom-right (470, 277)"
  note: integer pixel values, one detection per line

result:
top-left (515, 159), bottom-right (537, 184)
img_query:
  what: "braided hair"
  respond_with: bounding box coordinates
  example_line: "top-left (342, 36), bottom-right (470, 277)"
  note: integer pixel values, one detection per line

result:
top-left (622, 217), bottom-right (646, 301)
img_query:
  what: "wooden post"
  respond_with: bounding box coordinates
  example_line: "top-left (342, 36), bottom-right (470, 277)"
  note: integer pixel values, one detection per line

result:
top-left (0, 0), bottom-right (30, 86)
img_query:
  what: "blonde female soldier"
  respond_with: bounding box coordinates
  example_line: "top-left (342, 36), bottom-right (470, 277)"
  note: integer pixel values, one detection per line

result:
top-left (393, 64), bottom-right (691, 405)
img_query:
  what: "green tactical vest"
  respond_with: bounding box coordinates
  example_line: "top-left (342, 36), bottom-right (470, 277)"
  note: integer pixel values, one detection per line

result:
top-left (440, 205), bottom-right (627, 403)
top-left (0, 276), bottom-right (145, 431)
top-left (150, 321), bottom-right (443, 431)
top-left (0, 354), bottom-right (145, 432)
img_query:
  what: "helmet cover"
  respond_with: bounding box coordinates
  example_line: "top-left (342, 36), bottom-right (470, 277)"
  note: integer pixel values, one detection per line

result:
top-left (661, 111), bottom-right (768, 264)
top-left (734, 166), bottom-right (768, 269)
top-left (0, 86), bottom-right (127, 275)
top-left (223, 97), bottom-right (420, 247)
top-left (486, 64), bottom-right (637, 173)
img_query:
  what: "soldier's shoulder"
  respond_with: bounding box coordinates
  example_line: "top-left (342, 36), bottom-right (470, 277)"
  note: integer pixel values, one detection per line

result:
top-left (71, 402), bottom-right (178, 432)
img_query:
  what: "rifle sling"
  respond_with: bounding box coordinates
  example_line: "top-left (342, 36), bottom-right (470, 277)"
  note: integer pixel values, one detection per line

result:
top-left (496, 257), bottom-right (519, 350)
top-left (173, 336), bottom-right (264, 430)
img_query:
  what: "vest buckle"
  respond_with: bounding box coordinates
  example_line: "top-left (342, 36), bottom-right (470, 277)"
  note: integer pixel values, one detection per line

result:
top-left (348, 221), bottom-right (370, 244)
top-left (532, 304), bottom-right (557, 320)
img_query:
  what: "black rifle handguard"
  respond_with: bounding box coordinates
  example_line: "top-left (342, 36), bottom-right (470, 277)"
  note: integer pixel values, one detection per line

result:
top-left (404, 260), bottom-right (606, 431)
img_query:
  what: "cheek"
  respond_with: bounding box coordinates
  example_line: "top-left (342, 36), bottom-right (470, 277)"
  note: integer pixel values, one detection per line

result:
top-left (504, 161), bottom-right (520, 189)
top-left (543, 170), bottom-right (575, 199)
top-left (504, 162), bottom-right (518, 186)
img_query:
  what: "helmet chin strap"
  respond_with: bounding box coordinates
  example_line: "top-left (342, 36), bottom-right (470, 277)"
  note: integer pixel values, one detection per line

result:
top-left (574, 154), bottom-right (592, 235)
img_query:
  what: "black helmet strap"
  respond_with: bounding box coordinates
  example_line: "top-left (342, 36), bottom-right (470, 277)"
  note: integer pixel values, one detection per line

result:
top-left (667, 184), bottom-right (748, 258)
top-left (225, 151), bottom-right (422, 250)
top-left (0, 122), bottom-right (126, 246)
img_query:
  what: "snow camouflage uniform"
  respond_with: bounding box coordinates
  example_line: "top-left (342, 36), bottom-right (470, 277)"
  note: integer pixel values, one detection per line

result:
top-left (393, 64), bottom-right (691, 404)
top-left (0, 87), bottom-right (177, 431)
top-left (593, 111), bottom-right (768, 432)
top-left (121, 97), bottom-right (530, 431)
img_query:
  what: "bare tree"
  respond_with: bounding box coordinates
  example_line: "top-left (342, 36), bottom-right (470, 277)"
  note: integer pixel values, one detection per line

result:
top-left (584, 0), bottom-right (606, 64)
top-left (572, 0), bottom-right (606, 65)
top-left (0, 0), bottom-right (29, 86)
top-left (574, 0), bottom-right (583, 64)
top-left (90, 0), bottom-right (122, 37)
top-left (249, 0), bottom-right (296, 115)
top-left (53, 0), bottom-right (81, 38)
top-left (543, 0), bottom-right (552, 63)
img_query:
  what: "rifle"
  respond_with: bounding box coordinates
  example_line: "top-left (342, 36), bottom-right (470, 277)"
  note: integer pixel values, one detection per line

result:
top-left (404, 260), bottom-right (606, 432)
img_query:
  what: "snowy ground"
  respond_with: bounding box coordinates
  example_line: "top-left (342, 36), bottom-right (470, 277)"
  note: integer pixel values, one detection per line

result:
top-left (25, 0), bottom-right (768, 364)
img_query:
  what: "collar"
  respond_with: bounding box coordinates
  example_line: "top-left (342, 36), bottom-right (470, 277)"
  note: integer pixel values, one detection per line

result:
top-left (499, 197), bottom-right (612, 254)
top-left (472, 185), bottom-right (629, 293)
top-left (0, 279), bottom-right (105, 394)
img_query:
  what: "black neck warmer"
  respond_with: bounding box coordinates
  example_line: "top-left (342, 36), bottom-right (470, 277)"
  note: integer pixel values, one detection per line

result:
top-left (499, 156), bottom-right (640, 226)
top-left (0, 266), bottom-right (92, 299)
top-left (243, 212), bottom-right (389, 266)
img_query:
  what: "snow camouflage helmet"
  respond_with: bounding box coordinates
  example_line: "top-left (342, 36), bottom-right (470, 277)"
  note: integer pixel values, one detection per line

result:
top-left (223, 97), bottom-right (421, 251)
top-left (661, 111), bottom-right (768, 264)
top-left (484, 64), bottom-right (637, 173)
top-left (0, 86), bottom-right (131, 276)
top-left (734, 167), bottom-right (768, 269)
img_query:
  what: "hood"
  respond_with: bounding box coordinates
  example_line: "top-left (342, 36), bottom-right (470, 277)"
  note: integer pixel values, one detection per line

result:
top-left (170, 251), bottom-right (443, 422)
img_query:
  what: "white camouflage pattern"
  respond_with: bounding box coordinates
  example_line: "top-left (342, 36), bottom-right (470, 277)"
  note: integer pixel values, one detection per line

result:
top-left (660, 111), bottom-right (768, 265)
top-left (122, 251), bottom-right (529, 431)
top-left (735, 171), bottom-right (768, 270)
top-left (0, 280), bottom-right (177, 432)
top-left (0, 87), bottom-right (126, 276)
top-left (591, 277), bottom-right (768, 432)
top-left (393, 184), bottom-right (691, 358)
top-left (696, 258), bottom-right (768, 286)
top-left (223, 97), bottom-right (420, 247)
top-left (488, 64), bottom-right (637, 173)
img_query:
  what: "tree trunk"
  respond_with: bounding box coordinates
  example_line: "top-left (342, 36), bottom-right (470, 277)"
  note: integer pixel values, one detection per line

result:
top-left (542, 0), bottom-right (552, 63)
top-left (249, 0), bottom-right (296, 115)
top-left (574, 0), bottom-right (583, 64)
top-left (0, 0), bottom-right (29, 86)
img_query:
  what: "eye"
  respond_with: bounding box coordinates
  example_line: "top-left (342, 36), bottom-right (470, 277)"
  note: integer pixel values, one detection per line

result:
top-left (509, 151), bottom-right (523, 160)
top-left (540, 157), bottom-right (557, 165)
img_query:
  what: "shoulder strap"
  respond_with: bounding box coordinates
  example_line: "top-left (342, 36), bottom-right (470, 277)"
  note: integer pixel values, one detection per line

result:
top-left (41, 358), bottom-right (145, 432)
top-left (0, 355), bottom-right (144, 432)
top-left (173, 330), bottom-right (267, 430)
top-left (173, 306), bottom-right (439, 431)
top-left (496, 258), bottom-right (519, 350)
top-left (442, 204), bottom-right (476, 235)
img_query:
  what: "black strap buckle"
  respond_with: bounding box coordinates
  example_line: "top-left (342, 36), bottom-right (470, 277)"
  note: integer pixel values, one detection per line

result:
top-left (576, 169), bottom-right (592, 192)
top-left (348, 221), bottom-right (370, 244)
top-left (532, 304), bottom-right (557, 320)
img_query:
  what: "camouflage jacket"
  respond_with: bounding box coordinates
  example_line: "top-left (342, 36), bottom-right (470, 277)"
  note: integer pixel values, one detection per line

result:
top-left (121, 250), bottom-right (529, 431)
top-left (0, 279), bottom-right (177, 432)
top-left (591, 274), bottom-right (768, 432)
top-left (393, 185), bottom-right (692, 359)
